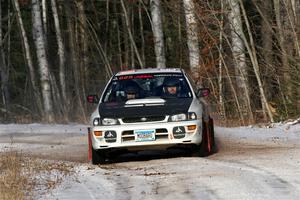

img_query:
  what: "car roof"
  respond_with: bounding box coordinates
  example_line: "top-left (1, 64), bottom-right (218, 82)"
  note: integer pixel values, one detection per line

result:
top-left (115, 68), bottom-right (183, 76)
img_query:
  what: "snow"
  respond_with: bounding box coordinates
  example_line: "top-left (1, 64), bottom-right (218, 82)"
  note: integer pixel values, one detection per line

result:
top-left (1, 122), bottom-right (300, 200)
top-left (0, 123), bottom-right (88, 136)
top-left (218, 122), bottom-right (300, 139)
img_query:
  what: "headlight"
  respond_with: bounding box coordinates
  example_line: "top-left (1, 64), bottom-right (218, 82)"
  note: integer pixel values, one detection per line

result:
top-left (170, 113), bottom-right (187, 121)
top-left (93, 118), bottom-right (100, 126)
top-left (101, 118), bottom-right (119, 125)
top-left (169, 112), bottom-right (197, 122)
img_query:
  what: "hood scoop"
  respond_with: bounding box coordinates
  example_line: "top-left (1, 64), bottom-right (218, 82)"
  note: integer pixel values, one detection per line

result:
top-left (125, 98), bottom-right (166, 107)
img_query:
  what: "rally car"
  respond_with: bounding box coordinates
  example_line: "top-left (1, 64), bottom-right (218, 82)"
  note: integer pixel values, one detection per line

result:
top-left (87, 68), bottom-right (215, 164)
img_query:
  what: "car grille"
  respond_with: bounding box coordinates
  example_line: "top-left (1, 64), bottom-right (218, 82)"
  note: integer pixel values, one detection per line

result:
top-left (121, 128), bottom-right (169, 142)
top-left (122, 116), bottom-right (166, 123)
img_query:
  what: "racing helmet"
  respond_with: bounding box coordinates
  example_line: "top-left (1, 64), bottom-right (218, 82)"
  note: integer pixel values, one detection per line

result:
top-left (163, 77), bottom-right (181, 95)
top-left (124, 81), bottom-right (139, 96)
top-left (124, 85), bottom-right (138, 94)
top-left (163, 77), bottom-right (180, 87)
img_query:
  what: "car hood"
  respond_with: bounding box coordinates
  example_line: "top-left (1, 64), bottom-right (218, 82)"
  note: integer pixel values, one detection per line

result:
top-left (99, 98), bottom-right (192, 118)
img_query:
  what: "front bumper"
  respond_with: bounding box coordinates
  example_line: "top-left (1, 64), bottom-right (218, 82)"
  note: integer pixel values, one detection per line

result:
top-left (91, 120), bottom-right (202, 151)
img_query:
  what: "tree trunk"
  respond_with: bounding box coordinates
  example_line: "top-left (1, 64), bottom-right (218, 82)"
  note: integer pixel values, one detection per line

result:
top-left (65, 1), bottom-right (87, 121)
top-left (51, 0), bottom-right (67, 106)
top-left (218, 0), bottom-right (226, 121)
top-left (239, 0), bottom-right (274, 123)
top-left (274, 0), bottom-right (291, 98)
top-left (227, 0), bottom-right (253, 122)
top-left (259, 0), bottom-right (274, 100)
top-left (113, 1), bottom-right (123, 68)
top-left (295, 0), bottom-right (300, 108)
top-left (121, 4), bottom-right (129, 68)
top-left (183, 0), bottom-right (200, 80)
top-left (6, 0), bottom-right (11, 83)
top-left (130, 5), bottom-right (135, 67)
top-left (32, 0), bottom-right (54, 122)
top-left (284, 0), bottom-right (300, 57)
top-left (150, 0), bottom-right (166, 68)
top-left (138, 2), bottom-right (146, 66)
top-left (77, 0), bottom-right (88, 121)
top-left (13, 0), bottom-right (43, 115)
top-left (42, 0), bottom-right (47, 34)
top-left (0, 0), bottom-right (9, 115)
top-left (120, 0), bottom-right (144, 68)
top-left (0, 47), bottom-right (9, 119)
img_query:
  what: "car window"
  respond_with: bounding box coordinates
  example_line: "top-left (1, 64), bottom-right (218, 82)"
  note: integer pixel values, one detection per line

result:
top-left (102, 73), bottom-right (193, 102)
top-left (185, 73), bottom-right (198, 92)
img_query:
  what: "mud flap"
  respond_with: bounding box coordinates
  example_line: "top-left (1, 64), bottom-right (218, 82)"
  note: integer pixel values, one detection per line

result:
top-left (88, 127), bottom-right (92, 162)
top-left (205, 122), bottom-right (212, 153)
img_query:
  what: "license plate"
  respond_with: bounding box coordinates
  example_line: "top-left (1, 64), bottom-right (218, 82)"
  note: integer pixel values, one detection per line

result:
top-left (134, 129), bottom-right (155, 142)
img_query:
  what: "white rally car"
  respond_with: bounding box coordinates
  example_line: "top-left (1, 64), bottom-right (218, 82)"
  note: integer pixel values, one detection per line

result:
top-left (87, 68), bottom-right (215, 164)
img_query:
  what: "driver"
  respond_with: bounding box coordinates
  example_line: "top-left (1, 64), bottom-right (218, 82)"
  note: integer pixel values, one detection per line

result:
top-left (124, 83), bottom-right (139, 100)
top-left (163, 77), bottom-right (180, 97)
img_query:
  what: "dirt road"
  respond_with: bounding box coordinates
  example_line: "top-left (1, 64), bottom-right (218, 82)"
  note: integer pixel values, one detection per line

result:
top-left (1, 124), bottom-right (299, 199)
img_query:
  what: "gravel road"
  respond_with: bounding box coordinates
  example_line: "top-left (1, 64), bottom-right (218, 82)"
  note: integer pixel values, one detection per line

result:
top-left (1, 124), bottom-right (299, 200)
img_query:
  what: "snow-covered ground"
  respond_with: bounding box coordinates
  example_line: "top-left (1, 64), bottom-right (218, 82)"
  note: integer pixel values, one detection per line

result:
top-left (0, 122), bottom-right (300, 200)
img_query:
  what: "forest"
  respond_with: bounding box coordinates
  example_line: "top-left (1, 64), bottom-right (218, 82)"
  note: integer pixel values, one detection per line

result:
top-left (0, 0), bottom-right (299, 125)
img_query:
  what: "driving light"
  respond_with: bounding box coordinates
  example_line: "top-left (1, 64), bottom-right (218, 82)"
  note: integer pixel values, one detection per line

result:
top-left (170, 114), bottom-right (187, 122)
top-left (93, 118), bottom-right (100, 126)
top-left (102, 118), bottom-right (118, 125)
top-left (188, 112), bottom-right (197, 120)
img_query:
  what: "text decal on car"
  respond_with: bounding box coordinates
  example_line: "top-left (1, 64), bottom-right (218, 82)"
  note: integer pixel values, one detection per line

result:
top-left (134, 129), bottom-right (155, 142)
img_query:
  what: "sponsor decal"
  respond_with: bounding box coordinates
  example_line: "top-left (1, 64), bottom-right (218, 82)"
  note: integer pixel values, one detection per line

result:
top-left (105, 130), bottom-right (117, 143)
top-left (172, 126), bottom-right (185, 139)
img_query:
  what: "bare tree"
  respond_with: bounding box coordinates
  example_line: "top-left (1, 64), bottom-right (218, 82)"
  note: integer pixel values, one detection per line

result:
top-left (0, 0), bottom-right (9, 115)
top-left (182, 0), bottom-right (200, 79)
top-left (218, 0), bottom-right (226, 121)
top-left (64, 1), bottom-right (89, 121)
top-left (77, 0), bottom-right (88, 121)
top-left (273, 0), bottom-right (291, 97)
top-left (120, 0), bottom-right (144, 67)
top-left (227, 0), bottom-right (253, 122)
top-left (13, 0), bottom-right (43, 115)
top-left (32, 0), bottom-right (54, 122)
top-left (51, 0), bottom-right (67, 106)
top-left (138, 2), bottom-right (146, 66)
top-left (150, 0), bottom-right (166, 68)
top-left (42, 0), bottom-right (47, 34)
top-left (239, 0), bottom-right (274, 122)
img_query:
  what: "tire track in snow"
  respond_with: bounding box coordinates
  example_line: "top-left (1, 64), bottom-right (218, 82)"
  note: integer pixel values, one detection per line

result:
top-left (210, 159), bottom-right (300, 200)
top-left (99, 160), bottom-right (219, 200)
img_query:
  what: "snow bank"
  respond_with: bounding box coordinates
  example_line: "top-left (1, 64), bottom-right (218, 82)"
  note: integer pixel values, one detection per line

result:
top-left (0, 123), bottom-right (88, 136)
top-left (216, 122), bottom-right (300, 144)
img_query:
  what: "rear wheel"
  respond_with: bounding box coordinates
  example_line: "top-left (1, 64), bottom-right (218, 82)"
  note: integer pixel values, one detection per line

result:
top-left (91, 147), bottom-right (106, 165)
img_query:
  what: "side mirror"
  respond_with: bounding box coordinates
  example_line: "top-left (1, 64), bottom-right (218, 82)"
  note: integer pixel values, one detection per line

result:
top-left (196, 88), bottom-right (210, 97)
top-left (87, 95), bottom-right (99, 104)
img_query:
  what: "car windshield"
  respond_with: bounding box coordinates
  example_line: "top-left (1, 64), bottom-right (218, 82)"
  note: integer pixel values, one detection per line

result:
top-left (102, 73), bottom-right (193, 103)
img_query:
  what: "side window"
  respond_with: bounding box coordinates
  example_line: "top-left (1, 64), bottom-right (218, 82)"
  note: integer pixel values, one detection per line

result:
top-left (185, 73), bottom-right (197, 93)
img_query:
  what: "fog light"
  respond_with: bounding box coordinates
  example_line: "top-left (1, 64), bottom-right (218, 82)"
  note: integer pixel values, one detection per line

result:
top-left (94, 131), bottom-right (103, 137)
top-left (187, 125), bottom-right (197, 131)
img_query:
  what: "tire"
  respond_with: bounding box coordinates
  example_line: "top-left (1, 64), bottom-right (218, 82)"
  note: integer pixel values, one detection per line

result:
top-left (193, 117), bottom-right (214, 157)
top-left (209, 117), bottom-right (215, 147)
top-left (91, 147), bottom-right (106, 165)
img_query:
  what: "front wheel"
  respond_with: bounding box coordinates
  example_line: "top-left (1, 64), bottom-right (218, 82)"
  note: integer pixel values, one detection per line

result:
top-left (193, 117), bottom-right (215, 157)
top-left (91, 147), bottom-right (106, 165)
